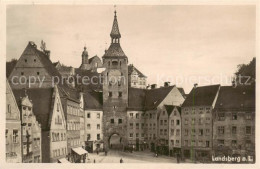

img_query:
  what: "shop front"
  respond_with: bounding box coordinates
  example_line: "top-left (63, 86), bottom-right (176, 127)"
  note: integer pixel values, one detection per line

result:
top-left (71, 147), bottom-right (88, 163)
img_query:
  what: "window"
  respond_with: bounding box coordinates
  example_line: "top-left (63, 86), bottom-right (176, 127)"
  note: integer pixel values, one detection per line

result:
top-left (218, 126), bottom-right (224, 135)
top-left (218, 113), bottom-right (225, 121)
top-left (37, 72), bottom-right (40, 75)
top-left (184, 129), bottom-right (188, 136)
top-left (87, 124), bottom-right (91, 129)
top-left (164, 120), bottom-right (167, 126)
top-left (171, 129), bottom-right (174, 135)
top-left (97, 124), bottom-right (100, 129)
top-left (185, 119), bottom-right (188, 125)
top-left (109, 92), bottom-right (112, 97)
top-left (110, 119), bottom-right (114, 124)
top-left (136, 113), bottom-right (139, 119)
top-left (141, 133), bottom-right (144, 138)
top-left (191, 140), bottom-right (196, 146)
top-left (206, 129), bottom-right (210, 136)
top-left (206, 141), bottom-right (210, 147)
top-left (160, 120), bottom-right (163, 125)
top-left (21, 72), bottom-right (24, 75)
top-left (5, 130), bottom-right (8, 144)
top-left (176, 129), bottom-right (180, 136)
top-left (246, 126), bottom-right (251, 135)
top-left (12, 130), bottom-right (19, 143)
top-left (245, 140), bottom-right (251, 148)
top-left (130, 113), bottom-right (133, 118)
top-left (232, 126), bottom-right (237, 135)
top-left (171, 120), bottom-right (174, 125)
top-left (198, 118), bottom-right (202, 125)
top-left (192, 129), bottom-right (196, 135)
top-left (136, 123), bottom-right (139, 129)
top-left (160, 129), bottom-right (163, 135)
top-left (198, 140), bottom-right (203, 147)
top-left (97, 134), bottom-right (100, 140)
top-left (232, 113), bottom-right (237, 120)
top-left (118, 119), bottom-right (122, 124)
top-left (87, 134), bottom-right (91, 140)
top-left (7, 104), bottom-right (11, 113)
top-left (97, 113), bottom-right (100, 119)
top-left (199, 129), bottom-right (203, 136)
top-left (118, 92), bottom-right (122, 97)
top-left (129, 133), bottom-right (133, 138)
top-left (136, 133), bottom-right (139, 138)
top-left (218, 140), bottom-right (224, 146)
top-left (191, 118), bottom-right (195, 124)
top-left (164, 129), bottom-right (167, 135)
top-left (184, 140), bottom-right (188, 146)
top-left (176, 120), bottom-right (180, 125)
top-left (231, 140), bottom-right (237, 147)
top-left (25, 59), bottom-right (27, 62)
top-left (246, 113), bottom-right (252, 120)
top-left (34, 59), bottom-right (36, 62)
top-left (87, 113), bottom-right (91, 118)
top-left (130, 123), bottom-right (133, 129)
top-left (141, 123), bottom-right (144, 129)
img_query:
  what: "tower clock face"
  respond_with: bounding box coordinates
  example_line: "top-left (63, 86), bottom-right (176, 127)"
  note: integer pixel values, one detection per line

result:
top-left (108, 69), bottom-right (123, 84)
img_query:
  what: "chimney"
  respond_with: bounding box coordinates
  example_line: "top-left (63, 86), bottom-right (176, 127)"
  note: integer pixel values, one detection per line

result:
top-left (29, 41), bottom-right (37, 48)
top-left (164, 82), bottom-right (170, 87)
top-left (194, 83), bottom-right (198, 88)
top-left (45, 50), bottom-right (50, 59)
top-left (151, 84), bottom-right (157, 89)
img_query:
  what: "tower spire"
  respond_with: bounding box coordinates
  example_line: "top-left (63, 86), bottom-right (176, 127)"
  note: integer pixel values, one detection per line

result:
top-left (110, 7), bottom-right (121, 43)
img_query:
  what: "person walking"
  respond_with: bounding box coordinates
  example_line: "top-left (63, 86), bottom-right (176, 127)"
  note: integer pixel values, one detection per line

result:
top-left (94, 159), bottom-right (96, 163)
top-left (120, 158), bottom-right (123, 163)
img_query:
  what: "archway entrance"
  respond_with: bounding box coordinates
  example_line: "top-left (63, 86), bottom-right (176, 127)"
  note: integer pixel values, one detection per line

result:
top-left (109, 134), bottom-right (123, 150)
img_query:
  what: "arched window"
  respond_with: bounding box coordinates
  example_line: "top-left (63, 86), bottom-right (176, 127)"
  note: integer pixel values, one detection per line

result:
top-left (112, 61), bottom-right (118, 66)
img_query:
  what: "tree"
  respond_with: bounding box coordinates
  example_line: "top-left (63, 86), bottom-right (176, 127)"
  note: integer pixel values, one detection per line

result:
top-left (234, 57), bottom-right (255, 85)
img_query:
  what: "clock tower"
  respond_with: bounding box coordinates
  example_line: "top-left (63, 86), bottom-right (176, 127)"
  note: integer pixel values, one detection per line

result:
top-left (102, 10), bottom-right (129, 150)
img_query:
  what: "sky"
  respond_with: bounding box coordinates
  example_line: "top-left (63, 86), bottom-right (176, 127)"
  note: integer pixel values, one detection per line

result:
top-left (6, 5), bottom-right (256, 93)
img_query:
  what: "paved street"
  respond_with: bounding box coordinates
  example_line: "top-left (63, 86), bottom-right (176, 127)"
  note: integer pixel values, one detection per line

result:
top-left (86, 150), bottom-right (177, 163)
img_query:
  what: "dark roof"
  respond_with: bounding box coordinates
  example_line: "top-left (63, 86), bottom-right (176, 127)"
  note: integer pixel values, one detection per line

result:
top-left (13, 88), bottom-right (54, 130)
top-left (83, 91), bottom-right (103, 110)
top-left (164, 105), bottom-right (181, 116)
top-left (128, 64), bottom-right (147, 78)
top-left (88, 55), bottom-right (100, 64)
top-left (103, 43), bottom-right (126, 58)
top-left (74, 68), bottom-right (103, 92)
top-left (128, 88), bottom-right (146, 111)
top-left (110, 11), bottom-right (121, 38)
top-left (215, 85), bottom-right (255, 111)
top-left (128, 86), bottom-right (175, 111)
top-left (6, 59), bottom-right (17, 78)
top-left (145, 86), bottom-right (174, 110)
top-left (177, 88), bottom-right (186, 98)
top-left (182, 85), bottom-right (220, 107)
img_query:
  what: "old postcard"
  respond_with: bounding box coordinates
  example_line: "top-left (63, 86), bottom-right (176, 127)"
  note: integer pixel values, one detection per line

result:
top-left (0, 1), bottom-right (259, 169)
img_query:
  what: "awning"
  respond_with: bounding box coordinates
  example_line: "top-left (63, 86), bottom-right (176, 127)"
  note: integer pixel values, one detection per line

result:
top-left (72, 147), bottom-right (88, 156)
top-left (58, 158), bottom-right (70, 163)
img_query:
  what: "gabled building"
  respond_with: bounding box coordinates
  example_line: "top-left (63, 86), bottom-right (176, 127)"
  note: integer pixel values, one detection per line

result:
top-left (8, 42), bottom-right (61, 89)
top-left (15, 92), bottom-right (42, 163)
top-left (181, 84), bottom-right (220, 162)
top-left (6, 80), bottom-right (22, 163)
top-left (213, 85), bottom-right (255, 162)
top-left (158, 105), bottom-right (182, 156)
top-left (128, 64), bottom-right (147, 89)
top-left (13, 86), bottom-right (68, 163)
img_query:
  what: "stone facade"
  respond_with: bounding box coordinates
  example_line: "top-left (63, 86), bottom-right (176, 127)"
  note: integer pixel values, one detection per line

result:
top-left (128, 64), bottom-right (147, 89)
top-left (6, 80), bottom-right (22, 163)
